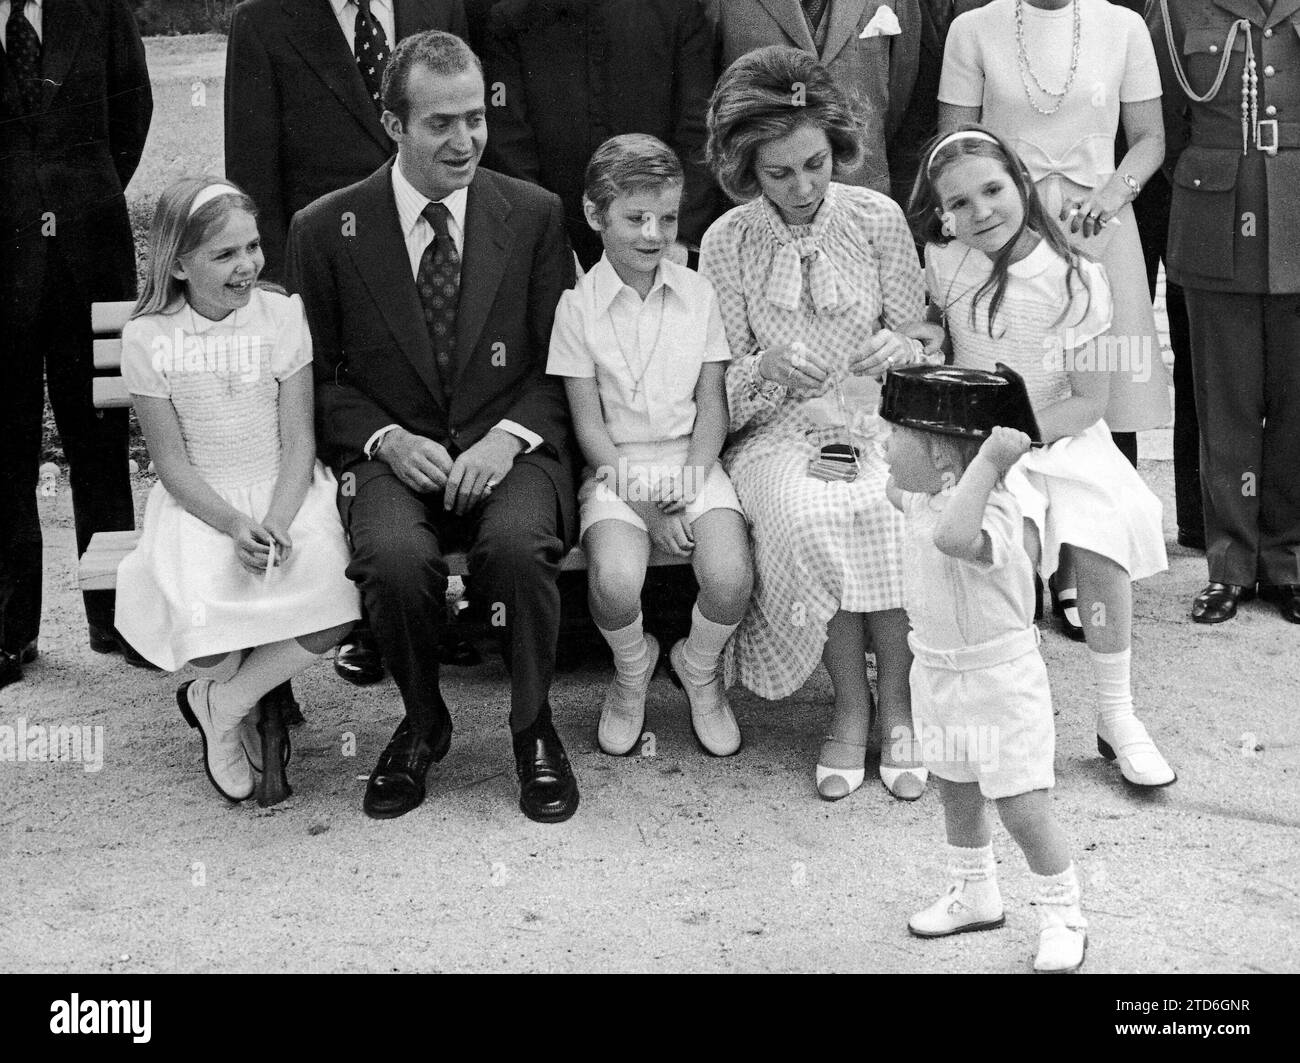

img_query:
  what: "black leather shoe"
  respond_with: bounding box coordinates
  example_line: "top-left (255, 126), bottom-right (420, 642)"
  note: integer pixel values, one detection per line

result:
top-left (335, 627), bottom-right (384, 686)
top-left (1259, 584), bottom-right (1300, 624)
top-left (363, 714), bottom-right (452, 819)
top-left (1049, 576), bottom-right (1086, 642)
top-left (266, 679), bottom-right (305, 726)
top-left (512, 711), bottom-right (579, 824)
top-left (1176, 529), bottom-right (1206, 552)
top-left (1191, 582), bottom-right (1255, 624)
top-left (88, 623), bottom-right (118, 654)
top-left (0, 651), bottom-right (23, 690)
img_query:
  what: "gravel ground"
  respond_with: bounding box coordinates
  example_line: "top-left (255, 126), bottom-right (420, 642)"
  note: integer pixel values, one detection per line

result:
top-left (1, 458), bottom-right (1296, 974)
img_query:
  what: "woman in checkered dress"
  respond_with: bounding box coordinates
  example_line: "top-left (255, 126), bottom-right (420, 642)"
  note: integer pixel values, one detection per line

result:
top-left (700, 46), bottom-right (933, 801)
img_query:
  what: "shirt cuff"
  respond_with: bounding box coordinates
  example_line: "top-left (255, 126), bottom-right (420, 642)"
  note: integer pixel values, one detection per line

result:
top-left (364, 424), bottom-right (400, 459)
top-left (495, 419), bottom-right (542, 454)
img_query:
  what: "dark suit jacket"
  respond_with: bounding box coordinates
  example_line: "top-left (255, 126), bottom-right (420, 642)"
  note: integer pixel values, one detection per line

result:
top-left (481, 0), bottom-right (721, 268)
top-left (0, 0), bottom-right (151, 299)
top-left (224, 0), bottom-right (468, 279)
top-left (705, 0), bottom-right (922, 194)
top-left (284, 162), bottom-right (578, 533)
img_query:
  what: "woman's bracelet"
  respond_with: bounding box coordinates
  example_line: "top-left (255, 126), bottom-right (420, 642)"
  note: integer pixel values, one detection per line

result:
top-left (748, 350), bottom-right (785, 400)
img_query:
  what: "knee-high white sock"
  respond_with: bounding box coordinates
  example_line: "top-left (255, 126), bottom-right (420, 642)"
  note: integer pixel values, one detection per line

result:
top-left (208, 639), bottom-right (320, 724)
top-left (597, 613), bottom-right (651, 678)
top-left (681, 603), bottom-right (738, 680)
top-left (1089, 647), bottom-right (1134, 729)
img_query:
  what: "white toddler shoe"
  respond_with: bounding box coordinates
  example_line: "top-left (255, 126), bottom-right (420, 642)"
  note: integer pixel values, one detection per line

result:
top-left (909, 878), bottom-right (1006, 937)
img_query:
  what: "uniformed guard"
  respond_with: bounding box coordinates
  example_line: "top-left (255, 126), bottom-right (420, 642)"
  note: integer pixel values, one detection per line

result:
top-left (1150, 0), bottom-right (1300, 624)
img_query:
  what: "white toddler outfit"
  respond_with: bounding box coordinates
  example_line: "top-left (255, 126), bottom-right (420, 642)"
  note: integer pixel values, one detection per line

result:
top-left (899, 484), bottom-right (1054, 799)
top-left (547, 254), bottom-right (743, 538)
top-left (114, 289), bottom-right (361, 671)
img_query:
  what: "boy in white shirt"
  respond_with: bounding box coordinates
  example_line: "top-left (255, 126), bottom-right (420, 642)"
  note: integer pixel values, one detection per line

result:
top-left (547, 134), bottom-right (753, 758)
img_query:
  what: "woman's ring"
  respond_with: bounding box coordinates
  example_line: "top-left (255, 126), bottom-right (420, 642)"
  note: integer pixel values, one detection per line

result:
top-left (484, 479), bottom-right (497, 493)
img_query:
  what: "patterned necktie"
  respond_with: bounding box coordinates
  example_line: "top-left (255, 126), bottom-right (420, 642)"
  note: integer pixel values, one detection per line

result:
top-left (802, 0), bottom-right (830, 34)
top-left (416, 202), bottom-right (460, 404)
top-left (5, 1), bottom-right (43, 114)
top-left (354, 0), bottom-right (390, 114)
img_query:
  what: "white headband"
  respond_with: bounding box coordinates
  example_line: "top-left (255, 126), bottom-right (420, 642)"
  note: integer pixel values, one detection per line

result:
top-left (926, 130), bottom-right (1001, 174)
top-left (188, 183), bottom-right (241, 218)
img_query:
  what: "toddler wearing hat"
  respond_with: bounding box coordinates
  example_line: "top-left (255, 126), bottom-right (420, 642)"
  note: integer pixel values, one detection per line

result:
top-left (882, 364), bottom-right (1086, 974)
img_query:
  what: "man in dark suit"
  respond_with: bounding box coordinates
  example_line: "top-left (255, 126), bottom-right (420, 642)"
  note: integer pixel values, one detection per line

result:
top-left (0, 0), bottom-right (152, 689)
top-left (285, 31), bottom-right (580, 821)
top-left (225, 0), bottom-right (468, 688)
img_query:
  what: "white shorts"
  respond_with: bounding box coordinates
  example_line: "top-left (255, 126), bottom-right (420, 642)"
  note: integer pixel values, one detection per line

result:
top-left (578, 439), bottom-right (744, 540)
top-left (908, 628), bottom-right (1055, 800)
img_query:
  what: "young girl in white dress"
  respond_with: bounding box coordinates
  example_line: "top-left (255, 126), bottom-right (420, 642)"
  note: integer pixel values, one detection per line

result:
top-left (908, 128), bottom-right (1176, 788)
top-left (116, 178), bottom-right (360, 803)
top-left (547, 135), bottom-right (753, 757)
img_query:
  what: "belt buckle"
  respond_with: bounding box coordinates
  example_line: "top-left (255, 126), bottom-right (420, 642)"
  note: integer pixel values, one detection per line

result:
top-left (1256, 119), bottom-right (1279, 156)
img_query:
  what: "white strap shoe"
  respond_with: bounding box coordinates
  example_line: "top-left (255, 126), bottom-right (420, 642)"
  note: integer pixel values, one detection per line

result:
top-left (177, 679), bottom-right (254, 802)
top-left (908, 880), bottom-right (1005, 938)
top-left (1034, 924), bottom-right (1088, 973)
top-left (668, 640), bottom-right (741, 756)
top-left (598, 634), bottom-right (659, 756)
top-left (1097, 715), bottom-right (1176, 787)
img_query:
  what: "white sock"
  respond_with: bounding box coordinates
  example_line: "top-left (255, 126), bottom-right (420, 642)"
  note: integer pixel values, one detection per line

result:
top-left (1089, 647), bottom-right (1134, 730)
top-left (208, 639), bottom-right (319, 725)
top-left (1030, 863), bottom-right (1086, 926)
top-left (598, 614), bottom-right (651, 678)
top-left (681, 603), bottom-right (738, 680)
top-left (947, 842), bottom-right (997, 883)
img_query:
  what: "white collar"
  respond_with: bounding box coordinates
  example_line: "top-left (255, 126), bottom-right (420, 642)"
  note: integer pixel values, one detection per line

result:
top-left (183, 290), bottom-right (254, 333)
top-left (590, 253), bottom-right (684, 316)
top-left (330, 0), bottom-right (391, 15)
top-left (391, 159), bottom-right (468, 238)
top-left (1005, 237), bottom-right (1057, 279)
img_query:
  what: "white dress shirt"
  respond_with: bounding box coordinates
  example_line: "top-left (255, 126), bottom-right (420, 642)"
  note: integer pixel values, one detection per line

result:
top-left (364, 163), bottom-right (542, 459)
top-left (330, 0), bottom-right (395, 54)
top-left (0, 0), bottom-right (43, 49)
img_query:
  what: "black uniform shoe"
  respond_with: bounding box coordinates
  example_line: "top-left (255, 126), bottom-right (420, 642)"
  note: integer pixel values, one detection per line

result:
top-left (1191, 582), bottom-right (1255, 624)
top-left (1259, 584), bottom-right (1300, 624)
top-left (363, 715), bottom-right (452, 820)
top-left (335, 626), bottom-right (384, 686)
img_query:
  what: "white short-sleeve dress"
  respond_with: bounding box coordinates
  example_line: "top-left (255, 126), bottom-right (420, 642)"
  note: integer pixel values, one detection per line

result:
top-left (927, 238), bottom-right (1167, 582)
top-left (700, 184), bottom-right (927, 699)
top-left (114, 289), bottom-right (360, 671)
top-left (940, 0), bottom-right (1171, 433)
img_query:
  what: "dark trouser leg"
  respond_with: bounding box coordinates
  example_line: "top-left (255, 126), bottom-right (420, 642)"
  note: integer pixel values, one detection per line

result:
top-left (1110, 431), bottom-right (1138, 467)
top-left (342, 470), bottom-right (449, 735)
top-left (1185, 288), bottom-right (1263, 585)
top-left (0, 298), bottom-right (45, 652)
top-left (40, 258), bottom-right (134, 631)
top-left (467, 463), bottom-right (565, 734)
top-left (1166, 281), bottom-right (1203, 540)
top-left (1259, 293), bottom-right (1300, 585)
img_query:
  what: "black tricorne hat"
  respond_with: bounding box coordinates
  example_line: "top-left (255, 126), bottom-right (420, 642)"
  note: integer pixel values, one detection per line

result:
top-left (880, 364), bottom-right (1041, 442)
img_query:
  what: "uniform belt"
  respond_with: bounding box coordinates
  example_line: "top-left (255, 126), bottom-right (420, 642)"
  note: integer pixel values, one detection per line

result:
top-left (908, 626), bottom-right (1041, 672)
top-left (1192, 122), bottom-right (1300, 151)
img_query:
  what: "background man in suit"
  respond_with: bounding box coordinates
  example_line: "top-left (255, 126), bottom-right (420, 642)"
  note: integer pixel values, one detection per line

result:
top-left (0, 0), bottom-right (152, 689)
top-left (286, 31), bottom-right (580, 822)
top-left (480, 0), bottom-right (720, 270)
top-left (1151, 0), bottom-right (1300, 625)
top-left (225, 0), bottom-right (468, 687)
top-left (706, 0), bottom-right (921, 195)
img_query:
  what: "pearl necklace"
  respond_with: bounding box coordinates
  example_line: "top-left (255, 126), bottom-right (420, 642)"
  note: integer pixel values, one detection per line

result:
top-left (1015, 0), bottom-right (1082, 118)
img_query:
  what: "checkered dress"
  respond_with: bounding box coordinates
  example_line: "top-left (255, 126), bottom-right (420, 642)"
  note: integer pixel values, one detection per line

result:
top-left (699, 185), bottom-right (926, 699)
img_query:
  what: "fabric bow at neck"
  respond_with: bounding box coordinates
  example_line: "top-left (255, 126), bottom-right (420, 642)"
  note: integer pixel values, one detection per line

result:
top-left (767, 235), bottom-right (849, 313)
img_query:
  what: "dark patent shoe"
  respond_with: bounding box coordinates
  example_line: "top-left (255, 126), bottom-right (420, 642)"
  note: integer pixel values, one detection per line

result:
top-left (1259, 584), bottom-right (1300, 624)
top-left (513, 712), bottom-right (579, 823)
top-left (362, 715), bottom-right (452, 820)
top-left (1191, 582), bottom-right (1254, 624)
top-left (1049, 577), bottom-right (1086, 642)
top-left (335, 627), bottom-right (385, 686)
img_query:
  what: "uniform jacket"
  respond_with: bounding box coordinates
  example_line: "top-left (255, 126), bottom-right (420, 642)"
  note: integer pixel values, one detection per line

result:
top-left (1151, 0), bottom-right (1300, 292)
top-left (0, 0), bottom-right (152, 299)
top-left (284, 162), bottom-right (578, 534)
top-left (224, 0), bottom-right (468, 280)
top-left (705, 0), bottom-right (922, 193)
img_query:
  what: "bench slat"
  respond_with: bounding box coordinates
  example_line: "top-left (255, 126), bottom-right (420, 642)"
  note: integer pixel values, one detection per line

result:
top-left (92, 377), bottom-right (132, 409)
top-left (92, 301), bottom-right (134, 335)
top-left (94, 338), bottom-right (123, 371)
